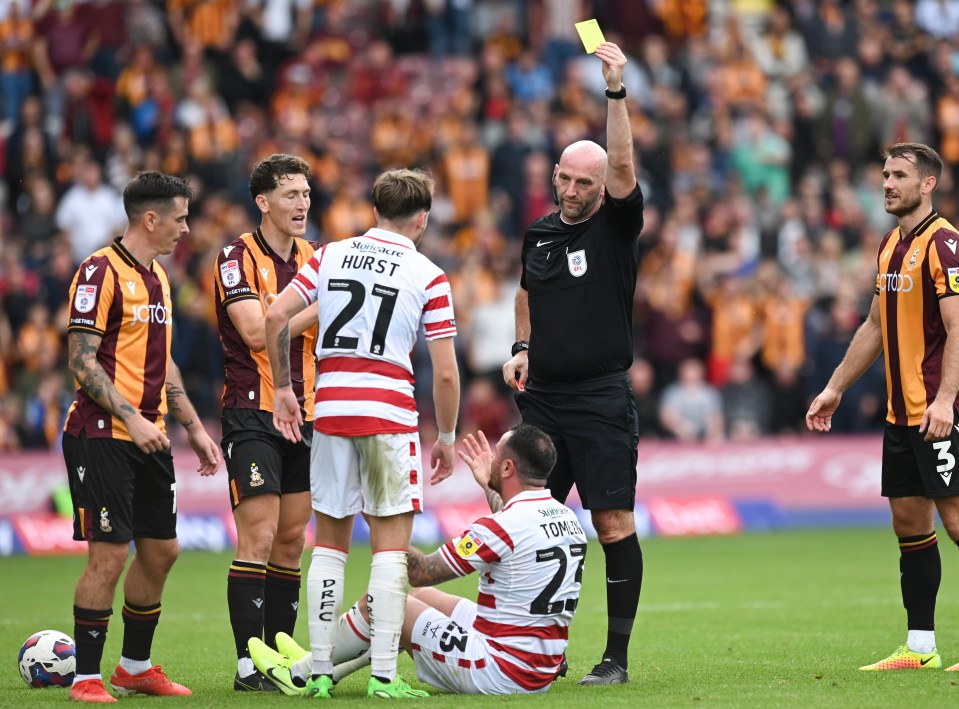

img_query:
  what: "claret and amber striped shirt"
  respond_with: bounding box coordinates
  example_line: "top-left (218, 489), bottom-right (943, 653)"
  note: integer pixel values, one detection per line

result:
top-left (214, 229), bottom-right (318, 418)
top-left (64, 237), bottom-right (173, 441)
top-left (876, 211), bottom-right (959, 425)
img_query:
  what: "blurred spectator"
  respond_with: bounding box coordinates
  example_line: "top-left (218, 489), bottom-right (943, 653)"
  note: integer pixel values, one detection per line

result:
top-left (915, 0), bottom-right (959, 40)
top-left (15, 301), bottom-right (59, 374)
top-left (167, 0), bottom-right (240, 54)
top-left (629, 357), bottom-right (663, 440)
top-left (721, 356), bottom-right (773, 441)
top-left (55, 150), bottom-right (126, 263)
top-left (218, 37), bottom-right (269, 114)
top-left (426, 0), bottom-right (473, 57)
top-left (244, 0), bottom-right (313, 77)
top-left (32, 0), bottom-right (99, 133)
top-left (0, 0), bottom-right (33, 127)
top-left (659, 357), bottom-right (724, 443)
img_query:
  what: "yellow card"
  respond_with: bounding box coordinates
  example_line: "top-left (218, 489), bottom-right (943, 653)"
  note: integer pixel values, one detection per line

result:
top-left (575, 19), bottom-right (606, 54)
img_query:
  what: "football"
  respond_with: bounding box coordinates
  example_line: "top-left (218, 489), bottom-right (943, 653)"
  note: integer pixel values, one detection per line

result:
top-left (17, 630), bottom-right (76, 688)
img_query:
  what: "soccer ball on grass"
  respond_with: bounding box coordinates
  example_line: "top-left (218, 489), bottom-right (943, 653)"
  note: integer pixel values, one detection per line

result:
top-left (17, 629), bottom-right (76, 688)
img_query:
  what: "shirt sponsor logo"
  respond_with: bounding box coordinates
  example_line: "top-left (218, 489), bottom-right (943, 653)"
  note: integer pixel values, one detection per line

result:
top-left (879, 272), bottom-right (913, 293)
top-left (130, 303), bottom-right (173, 325)
top-left (220, 259), bottom-right (241, 288)
top-left (75, 285), bottom-right (97, 313)
top-left (567, 249), bottom-right (587, 277)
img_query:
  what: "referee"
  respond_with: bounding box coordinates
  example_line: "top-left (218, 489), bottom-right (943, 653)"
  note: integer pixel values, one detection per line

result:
top-left (503, 41), bottom-right (644, 686)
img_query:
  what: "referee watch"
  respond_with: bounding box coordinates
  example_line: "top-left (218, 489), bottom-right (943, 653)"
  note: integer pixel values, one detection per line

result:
top-left (511, 340), bottom-right (529, 356)
top-left (605, 85), bottom-right (626, 100)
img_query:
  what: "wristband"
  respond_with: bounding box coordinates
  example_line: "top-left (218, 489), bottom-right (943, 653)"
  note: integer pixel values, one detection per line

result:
top-left (605, 85), bottom-right (626, 99)
top-left (438, 431), bottom-right (456, 445)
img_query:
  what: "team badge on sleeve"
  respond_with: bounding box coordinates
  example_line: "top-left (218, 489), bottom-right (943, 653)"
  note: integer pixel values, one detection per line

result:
top-left (567, 249), bottom-right (587, 277)
top-left (455, 533), bottom-right (484, 558)
top-left (74, 285), bottom-right (97, 313)
top-left (220, 259), bottom-right (241, 287)
top-left (949, 267), bottom-right (959, 293)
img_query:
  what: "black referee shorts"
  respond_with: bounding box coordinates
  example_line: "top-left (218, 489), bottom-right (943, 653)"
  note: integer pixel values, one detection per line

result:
top-left (882, 418), bottom-right (959, 499)
top-left (221, 408), bottom-right (312, 510)
top-left (63, 431), bottom-right (177, 543)
top-left (517, 372), bottom-right (639, 511)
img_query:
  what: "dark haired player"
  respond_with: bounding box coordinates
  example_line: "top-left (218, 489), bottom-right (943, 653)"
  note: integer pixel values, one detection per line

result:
top-left (64, 171), bottom-right (222, 703)
top-left (213, 153), bottom-right (320, 690)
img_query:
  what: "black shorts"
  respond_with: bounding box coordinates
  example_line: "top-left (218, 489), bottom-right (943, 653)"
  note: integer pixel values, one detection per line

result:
top-left (882, 420), bottom-right (959, 499)
top-left (221, 408), bottom-right (312, 510)
top-left (63, 431), bottom-right (177, 543)
top-left (517, 372), bottom-right (639, 510)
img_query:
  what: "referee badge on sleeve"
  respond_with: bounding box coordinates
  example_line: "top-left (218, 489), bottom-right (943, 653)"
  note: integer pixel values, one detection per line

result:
top-left (949, 267), bottom-right (959, 293)
top-left (455, 534), bottom-right (483, 558)
top-left (567, 249), bottom-right (587, 277)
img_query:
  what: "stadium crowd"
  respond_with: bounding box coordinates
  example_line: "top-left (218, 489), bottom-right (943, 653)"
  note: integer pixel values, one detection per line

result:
top-left (0, 0), bottom-right (951, 452)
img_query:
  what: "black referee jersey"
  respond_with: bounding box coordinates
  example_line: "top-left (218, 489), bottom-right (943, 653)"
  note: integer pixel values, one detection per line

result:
top-left (520, 185), bottom-right (645, 385)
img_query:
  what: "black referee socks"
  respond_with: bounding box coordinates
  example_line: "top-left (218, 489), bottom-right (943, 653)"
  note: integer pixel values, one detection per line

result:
top-left (601, 533), bottom-right (643, 668)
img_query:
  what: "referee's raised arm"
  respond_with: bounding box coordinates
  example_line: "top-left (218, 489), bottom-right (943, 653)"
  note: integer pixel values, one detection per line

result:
top-left (595, 42), bottom-right (636, 199)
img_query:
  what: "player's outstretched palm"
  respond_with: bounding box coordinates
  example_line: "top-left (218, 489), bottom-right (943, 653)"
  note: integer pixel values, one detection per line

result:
top-left (806, 388), bottom-right (842, 432)
top-left (459, 431), bottom-right (493, 489)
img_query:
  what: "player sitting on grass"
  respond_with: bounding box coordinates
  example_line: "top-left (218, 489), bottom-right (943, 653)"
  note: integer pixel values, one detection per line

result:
top-left (249, 424), bottom-right (586, 696)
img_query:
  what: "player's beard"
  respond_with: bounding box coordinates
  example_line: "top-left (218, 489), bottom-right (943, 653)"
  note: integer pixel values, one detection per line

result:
top-left (885, 186), bottom-right (922, 217)
top-left (489, 465), bottom-right (503, 496)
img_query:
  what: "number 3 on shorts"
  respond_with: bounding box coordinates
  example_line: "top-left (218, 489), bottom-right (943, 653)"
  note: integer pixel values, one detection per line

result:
top-left (933, 441), bottom-right (956, 473)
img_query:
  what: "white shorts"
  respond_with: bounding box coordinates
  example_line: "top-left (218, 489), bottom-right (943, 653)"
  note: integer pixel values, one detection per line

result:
top-left (410, 599), bottom-right (549, 695)
top-left (310, 431), bottom-right (423, 518)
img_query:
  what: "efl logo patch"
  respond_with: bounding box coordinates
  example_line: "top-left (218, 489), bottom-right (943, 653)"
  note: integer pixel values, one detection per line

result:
top-left (75, 285), bottom-right (97, 313)
top-left (567, 249), bottom-right (587, 277)
top-left (949, 267), bottom-right (959, 293)
top-left (220, 259), bottom-right (241, 287)
top-left (455, 534), bottom-right (483, 558)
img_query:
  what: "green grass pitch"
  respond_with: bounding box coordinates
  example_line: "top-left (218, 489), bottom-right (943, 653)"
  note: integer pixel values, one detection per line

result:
top-left (5, 528), bottom-right (959, 708)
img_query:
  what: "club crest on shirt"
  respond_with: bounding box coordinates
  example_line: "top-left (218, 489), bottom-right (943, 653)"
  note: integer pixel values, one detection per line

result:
top-left (220, 259), bottom-right (241, 287)
top-left (75, 285), bottom-right (97, 313)
top-left (949, 267), bottom-right (959, 293)
top-left (907, 246), bottom-right (921, 269)
top-left (455, 534), bottom-right (483, 558)
top-left (567, 249), bottom-right (587, 277)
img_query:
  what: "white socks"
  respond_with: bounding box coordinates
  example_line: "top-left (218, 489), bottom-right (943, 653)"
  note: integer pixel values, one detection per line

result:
top-left (237, 657), bottom-right (255, 678)
top-left (119, 656), bottom-right (151, 675)
top-left (368, 551), bottom-right (409, 682)
top-left (308, 547), bottom-right (348, 677)
top-left (907, 629), bottom-right (936, 654)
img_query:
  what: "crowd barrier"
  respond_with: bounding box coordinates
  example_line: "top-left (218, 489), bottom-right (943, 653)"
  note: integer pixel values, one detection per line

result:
top-left (0, 435), bottom-right (889, 556)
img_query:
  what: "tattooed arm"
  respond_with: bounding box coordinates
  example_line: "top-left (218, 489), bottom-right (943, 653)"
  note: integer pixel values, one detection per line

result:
top-left (166, 361), bottom-right (222, 475)
top-left (264, 285), bottom-right (309, 443)
top-left (68, 330), bottom-right (170, 453)
top-left (407, 546), bottom-right (461, 587)
top-left (165, 361), bottom-right (198, 431)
